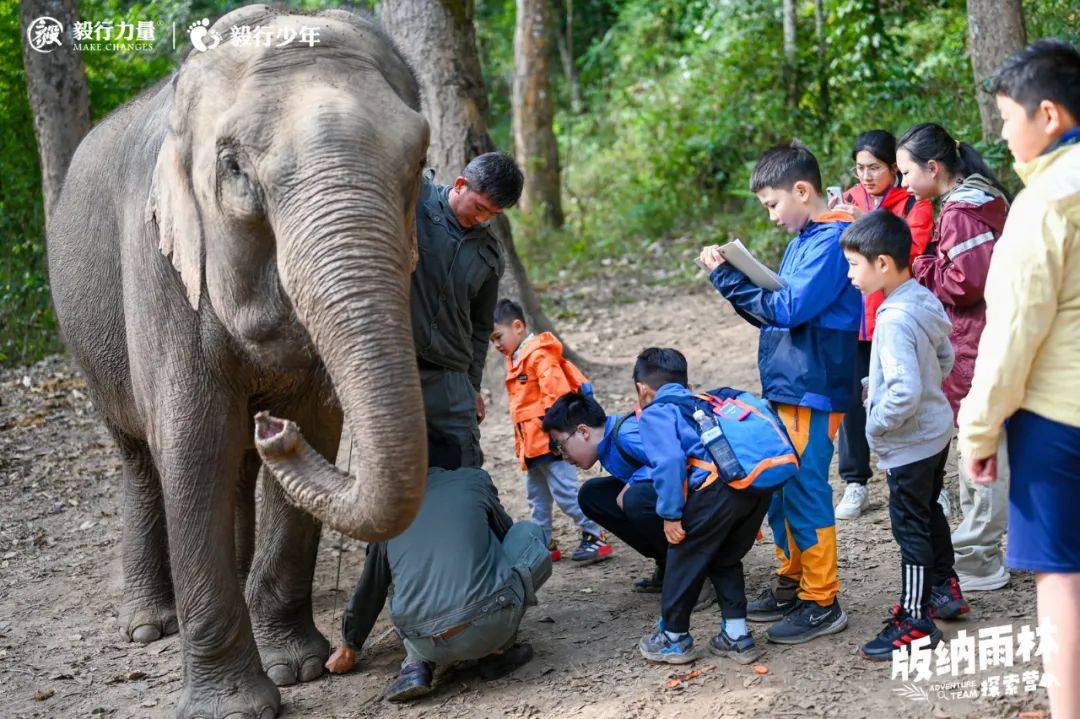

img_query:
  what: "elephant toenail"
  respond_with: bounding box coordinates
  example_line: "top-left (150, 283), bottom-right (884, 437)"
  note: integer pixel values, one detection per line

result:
top-left (131, 624), bottom-right (161, 644)
top-left (266, 664), bottom-right (297, 687)
top-left (299, 657), bottom-right (325, 682)
top-left (223, 713), bottom-right (250, 719)
top-left (259, 708), bottom-right (277, 719)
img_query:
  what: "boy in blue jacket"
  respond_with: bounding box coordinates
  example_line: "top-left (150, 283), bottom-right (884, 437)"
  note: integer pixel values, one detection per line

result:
top-left (698, 141), bottom-right (861, 644)
top-left (630, 348), bottom-right (772, 665)
top-left (542, 392), bottom-right (666, 591)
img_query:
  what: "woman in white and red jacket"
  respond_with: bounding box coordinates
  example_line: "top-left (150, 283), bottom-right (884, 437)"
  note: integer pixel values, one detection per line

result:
top-left (831, 130), bottom-right (933, 521)
top-left (897, 122), bottom-right (1011, 595)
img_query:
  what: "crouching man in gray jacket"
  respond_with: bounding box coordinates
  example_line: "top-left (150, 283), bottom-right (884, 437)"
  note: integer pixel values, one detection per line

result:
top-left (325, 467), bottom-right (551, 701)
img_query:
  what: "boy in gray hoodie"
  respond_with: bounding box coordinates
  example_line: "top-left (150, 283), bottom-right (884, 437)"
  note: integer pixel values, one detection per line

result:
top-left (840, 210), bottom-right (970, 661)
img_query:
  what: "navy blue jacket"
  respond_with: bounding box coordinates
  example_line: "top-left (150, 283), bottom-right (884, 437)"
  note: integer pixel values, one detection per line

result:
top-left (639, 384), bottom-right (715, 521)
top-left (709, 215), bottom-right (861, 411)
top-left (596, 413), bottom-right (650, 485)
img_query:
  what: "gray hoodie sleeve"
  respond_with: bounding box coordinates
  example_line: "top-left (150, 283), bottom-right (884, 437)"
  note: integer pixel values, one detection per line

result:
top-left (867, 318), bottom-right (923, 437)
top-left (936, 332), bottom-right (954, 379)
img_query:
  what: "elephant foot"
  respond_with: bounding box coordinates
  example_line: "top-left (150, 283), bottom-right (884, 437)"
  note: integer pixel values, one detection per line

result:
top-left (256, 623), bottom-right (330, 687)
top-left (120, 601), bottom-right (179, 644)
top-left (177, 667), bottom-right (280, 719)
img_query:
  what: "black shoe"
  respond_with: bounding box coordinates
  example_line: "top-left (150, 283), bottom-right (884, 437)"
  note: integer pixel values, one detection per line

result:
top-left (384, 660), bottom-right (434, 702)
top-left (765, 599), bottom-right (848, 644)
top-left (860, 604), bottom-right (943, 661)
top-left (709, 629), bottom-right (763, 664)
top-left (632, 564), bottom-right (665, 593)
top-left (747, 587), bottom-right (797, 622)
top-left (929, 577), bottom-right (970, 620)
top-left (478, 642), bottom-right (534, 680)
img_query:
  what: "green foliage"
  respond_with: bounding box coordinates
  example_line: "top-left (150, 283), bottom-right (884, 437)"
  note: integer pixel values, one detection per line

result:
top-left (512, 0), bottom-right (1073, 284)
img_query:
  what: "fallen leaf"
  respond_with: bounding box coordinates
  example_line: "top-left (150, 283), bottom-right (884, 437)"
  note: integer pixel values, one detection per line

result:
top-left (664, 665), bottom-right (714, 688)
top-left (1018, 712), bottom-right (1048, 718)
top-left (753, 664), bottom-right (769, 675)
top-left (34, 689), bottom-right (54, 701)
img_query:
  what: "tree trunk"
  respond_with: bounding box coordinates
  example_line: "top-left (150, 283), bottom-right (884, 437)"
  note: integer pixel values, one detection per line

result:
top-left (782, 0), bottom-right (798, 109)
top-left (20, 0), bottom-right (91, 225)
top-left (555, 0), bottom-right (582, 114)
top-left (513, 0), bottom-right (564, 228)
top-left (381, 0), bottom-right (564, 343)
top-left (814, 0), bottom-right (829, 129)
top-left (967, 0), bottom-right (1026, 143)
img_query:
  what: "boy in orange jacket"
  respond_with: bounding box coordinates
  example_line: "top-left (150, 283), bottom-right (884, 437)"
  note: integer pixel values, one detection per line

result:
top-left (491, 299), bottom-right (612, 564)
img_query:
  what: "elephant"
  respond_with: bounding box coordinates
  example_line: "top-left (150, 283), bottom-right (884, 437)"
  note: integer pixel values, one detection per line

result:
top-left (46, 6), bottom-right (430, 718)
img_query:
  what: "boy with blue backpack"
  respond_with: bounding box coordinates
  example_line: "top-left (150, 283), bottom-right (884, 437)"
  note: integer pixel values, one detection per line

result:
top-left (698, 141), bottom-right (861, 645)
top-left (629, 348), bottom-right (797, 665)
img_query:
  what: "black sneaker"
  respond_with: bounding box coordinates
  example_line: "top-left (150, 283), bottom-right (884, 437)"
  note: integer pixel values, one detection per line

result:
top-left (747, 587), bottom-right (797, 622)
top-left (571, 532), bottom-right (613, 564)
top-left (860, 604), bottom-right (943, 661)
top-left (765, 598), bottom-right (848, 644)
top-left (709, 630), bottom-right (763, 665)
top-left (929, 577), bottom-right (970, 620)
top-left (633, 563), bottom-right (665, 593)
top-left (384, 660), bottom-right (434, 702)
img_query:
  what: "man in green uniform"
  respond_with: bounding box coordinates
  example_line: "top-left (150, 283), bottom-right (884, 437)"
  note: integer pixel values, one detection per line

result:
top-left (410, 152), bottom-right (523, 467)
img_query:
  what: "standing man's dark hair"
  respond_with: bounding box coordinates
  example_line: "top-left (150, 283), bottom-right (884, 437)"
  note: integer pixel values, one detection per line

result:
top-left (463, 152), bottom-right (524, 209)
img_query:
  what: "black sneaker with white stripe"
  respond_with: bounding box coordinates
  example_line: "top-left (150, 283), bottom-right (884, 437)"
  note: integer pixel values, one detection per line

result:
top-left (765, 598), bottom-right (848, 644)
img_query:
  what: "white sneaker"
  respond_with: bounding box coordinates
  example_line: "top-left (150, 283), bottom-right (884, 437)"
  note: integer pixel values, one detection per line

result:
top-left (938, 489), bottom-right (952, 518)
top-left (835, 483), bottom-right (869, 520)
top-left (957, 566), bottom-right (1010, 592)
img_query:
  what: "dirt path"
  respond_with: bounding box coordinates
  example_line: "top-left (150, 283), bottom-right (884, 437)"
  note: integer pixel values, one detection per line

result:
top-left (0, 278), bottom-right (1050, 718)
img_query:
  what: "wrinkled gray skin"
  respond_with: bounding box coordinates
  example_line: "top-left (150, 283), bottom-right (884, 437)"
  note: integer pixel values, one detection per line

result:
top-left (46, 7), bottom-right (429, 718)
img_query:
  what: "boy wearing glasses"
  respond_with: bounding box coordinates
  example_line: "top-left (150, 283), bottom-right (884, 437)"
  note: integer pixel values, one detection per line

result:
top-left (490, 299), bottom-right (612, 564)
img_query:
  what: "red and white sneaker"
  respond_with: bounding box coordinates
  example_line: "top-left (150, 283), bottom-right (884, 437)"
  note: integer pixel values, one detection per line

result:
top-left (571, 532), bottom-right (613, 564)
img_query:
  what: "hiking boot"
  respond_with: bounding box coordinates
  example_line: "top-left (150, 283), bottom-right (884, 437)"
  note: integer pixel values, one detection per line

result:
top-left (571, 532), bottom-right (613, 564)
top-left (835, 483), bottom-right (870, 520)
top-left (548, 539), bottom-right (561, 563)
top-left (929, 577), bottom-right (970, 620)
top-left (633, 563), bottom-right (665, 593)
top-left (709, 629), bottom-right (763, 665)
top-left (478, 642), bottom-right (534, 680)
top-left (638, 625), bottom-right (697, 664)
top-left (765, 598), bottom-right (848, 644)
top-left (747, 586), bottom-right (798, 622)
top-left (384, 660), bottom-right (434, 702)
top-left (860, 604), bottom-right (943, 661)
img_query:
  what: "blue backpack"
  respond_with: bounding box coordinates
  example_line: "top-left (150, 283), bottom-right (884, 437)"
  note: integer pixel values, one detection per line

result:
top-left (651, 388), bottom-right (799, 495)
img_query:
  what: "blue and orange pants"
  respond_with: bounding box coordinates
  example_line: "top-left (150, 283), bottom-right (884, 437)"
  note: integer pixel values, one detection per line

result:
top-left (768, 404), bottom-right (843, 606)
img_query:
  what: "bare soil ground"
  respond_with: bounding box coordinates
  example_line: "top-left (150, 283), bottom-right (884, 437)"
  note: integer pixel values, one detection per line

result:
top-left (0, 275), bottom-right (1050, 719)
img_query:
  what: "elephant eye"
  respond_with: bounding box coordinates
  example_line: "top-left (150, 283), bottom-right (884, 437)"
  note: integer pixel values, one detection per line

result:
top-left (224, 156), bottom-right (242, 176)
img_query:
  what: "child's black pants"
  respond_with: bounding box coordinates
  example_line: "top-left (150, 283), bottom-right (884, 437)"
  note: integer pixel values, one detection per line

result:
top-left (885, 446), bottom-right (957, 618)
top-left (661, 481), bottom-right (772, 633)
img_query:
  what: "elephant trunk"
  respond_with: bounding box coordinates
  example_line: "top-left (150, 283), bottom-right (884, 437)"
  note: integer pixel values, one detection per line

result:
top-left (255, 192), bottom-right (427, 541)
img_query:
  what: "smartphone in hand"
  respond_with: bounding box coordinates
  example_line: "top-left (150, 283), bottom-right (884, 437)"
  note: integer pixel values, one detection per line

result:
top-left (826, 185), bottom-right (842, 207)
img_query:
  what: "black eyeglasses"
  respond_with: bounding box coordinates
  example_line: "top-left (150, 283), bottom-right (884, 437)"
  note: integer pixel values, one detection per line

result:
top-left (549, 432), bottom-right (571, 456)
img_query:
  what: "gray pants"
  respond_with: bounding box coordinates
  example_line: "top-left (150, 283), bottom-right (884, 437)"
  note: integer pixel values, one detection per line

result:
top-left (420, 367), bottom-right (482, 468)
top-left (952, 438), bottom-right (1010, 587)
top-left (526, 459), bottom-right (601, 545)
top-left (403, 521), bottom-right (551, 666)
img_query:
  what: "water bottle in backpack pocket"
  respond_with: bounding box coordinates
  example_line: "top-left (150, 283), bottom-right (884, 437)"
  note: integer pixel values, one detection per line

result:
top-left (656, 389), bottom-right (800, 494)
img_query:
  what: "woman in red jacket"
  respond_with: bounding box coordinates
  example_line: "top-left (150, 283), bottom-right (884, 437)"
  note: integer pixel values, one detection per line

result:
top-left (897, 122), bottom-right (1012, 594)
top-left (831, 130), bottom-right (934, 521)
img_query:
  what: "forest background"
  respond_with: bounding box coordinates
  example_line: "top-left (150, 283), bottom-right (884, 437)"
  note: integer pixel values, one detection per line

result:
top-left (2, 0), bottom-right (1077, 365)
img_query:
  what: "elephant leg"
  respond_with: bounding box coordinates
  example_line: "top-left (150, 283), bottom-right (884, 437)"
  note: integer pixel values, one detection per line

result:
top-left (236, 451), bottom-right (260, 586)
top-left (113, 429), bottom-right (177, 644)
top-left (246, 401), bottom-right (340, 687)
top-left (159, 412), bottom-right (279, 719)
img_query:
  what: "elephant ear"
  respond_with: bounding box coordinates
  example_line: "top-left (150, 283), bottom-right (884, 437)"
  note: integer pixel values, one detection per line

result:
top-left (147, 132), bottom-right (203, 311)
